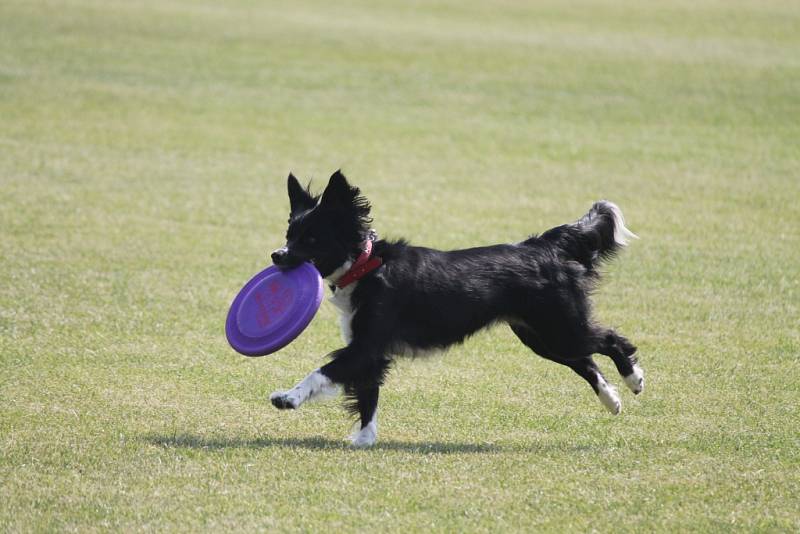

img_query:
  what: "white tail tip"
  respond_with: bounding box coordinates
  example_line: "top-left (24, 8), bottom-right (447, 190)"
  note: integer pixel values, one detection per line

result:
top-left (603, 201), bottom-right (638, 246)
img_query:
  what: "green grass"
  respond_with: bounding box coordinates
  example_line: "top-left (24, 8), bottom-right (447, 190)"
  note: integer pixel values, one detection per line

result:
top-left (1, 0), bottom-right (799, 531)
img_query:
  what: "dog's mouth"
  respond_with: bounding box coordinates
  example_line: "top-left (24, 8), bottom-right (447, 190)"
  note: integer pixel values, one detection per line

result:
top-left (274, 258), bottom-right (305, 270)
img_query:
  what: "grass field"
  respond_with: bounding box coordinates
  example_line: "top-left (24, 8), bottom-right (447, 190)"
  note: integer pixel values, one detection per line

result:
top-left (1, 0), bottom-right (799, 531)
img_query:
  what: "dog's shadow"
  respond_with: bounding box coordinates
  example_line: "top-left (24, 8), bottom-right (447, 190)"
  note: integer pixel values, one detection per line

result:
top-left (146, 433), bottom-right (499, 454)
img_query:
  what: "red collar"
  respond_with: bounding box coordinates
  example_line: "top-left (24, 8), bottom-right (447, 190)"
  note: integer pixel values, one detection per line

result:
top-left (335, 240), bottom-right (383, 289)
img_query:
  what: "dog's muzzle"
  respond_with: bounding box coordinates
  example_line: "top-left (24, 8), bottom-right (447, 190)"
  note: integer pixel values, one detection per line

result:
top-left (271, 246), bottom-right (290, 266)
top-left (271, 246), bottom-right (304, 269)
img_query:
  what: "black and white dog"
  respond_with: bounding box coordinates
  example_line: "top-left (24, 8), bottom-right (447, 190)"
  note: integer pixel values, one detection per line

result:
top-left (269, 171), bottom-right (643, 447)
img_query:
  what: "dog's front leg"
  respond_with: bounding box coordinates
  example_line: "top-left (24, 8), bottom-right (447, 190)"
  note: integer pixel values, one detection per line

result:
top-left (318, 347), bottom-right (386, 448)
top-left (349, 386), bottom-right (379, 448)
top-left (269, 368), bottom-right (339, 409)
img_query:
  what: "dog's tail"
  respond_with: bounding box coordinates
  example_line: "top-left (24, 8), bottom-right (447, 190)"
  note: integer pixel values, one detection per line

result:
top-left (535, 201), bottom-right (638, 269)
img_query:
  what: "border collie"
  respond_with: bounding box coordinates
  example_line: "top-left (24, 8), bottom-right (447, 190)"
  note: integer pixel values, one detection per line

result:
top-left (268, 171), bottom-right (643, 447)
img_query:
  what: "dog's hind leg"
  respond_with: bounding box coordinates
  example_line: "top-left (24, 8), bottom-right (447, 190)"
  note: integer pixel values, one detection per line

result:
top-left (566, 357), bottom-right (621, 415)
top-left (269, 368), bottom-right (340, 410)
top-left (593, 328), bottom-right (644, 395)
top-left (510, 324), bottom-right (621, 414)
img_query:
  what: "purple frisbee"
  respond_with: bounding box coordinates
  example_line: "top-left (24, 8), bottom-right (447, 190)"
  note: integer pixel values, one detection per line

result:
top-left (225, 262), bottom-right (324, 356)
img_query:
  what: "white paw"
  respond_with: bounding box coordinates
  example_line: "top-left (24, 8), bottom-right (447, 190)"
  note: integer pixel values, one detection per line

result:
top-left (597, 381), bottom-right (621, 415)
top-left (624, 364), bottom-right (645, 395)
top-left (350, 422), bottom-right (377, 448)
top-left (269, 390), bottom-right (300, 410)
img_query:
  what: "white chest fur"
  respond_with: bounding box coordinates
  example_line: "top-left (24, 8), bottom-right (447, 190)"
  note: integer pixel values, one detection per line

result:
top-left (329, 284), bottom-right (356, 344)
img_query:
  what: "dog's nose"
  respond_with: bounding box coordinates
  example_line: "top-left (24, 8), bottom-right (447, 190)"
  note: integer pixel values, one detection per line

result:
top-left (271, 246), bottom-right (289, 266)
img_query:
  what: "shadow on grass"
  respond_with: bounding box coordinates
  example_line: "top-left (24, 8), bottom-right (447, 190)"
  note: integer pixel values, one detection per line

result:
top-left (145, 433), bottom-right (499, 454)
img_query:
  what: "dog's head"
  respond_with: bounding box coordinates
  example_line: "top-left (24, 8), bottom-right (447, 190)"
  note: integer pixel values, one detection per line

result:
top-left (271, 170), bottom-right (372, 278)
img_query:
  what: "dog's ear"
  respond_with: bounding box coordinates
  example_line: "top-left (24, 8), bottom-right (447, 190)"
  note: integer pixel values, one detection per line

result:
top-left (320, 170), bottom-right (354, 208)
top-left (287, 173), bottom-right (316, 215)
top-left (319, 170), bottom-right (372, 230)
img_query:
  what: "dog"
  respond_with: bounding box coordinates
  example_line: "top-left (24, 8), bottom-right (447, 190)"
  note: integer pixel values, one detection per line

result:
top-left (269, 171), bottom-right (643, 447)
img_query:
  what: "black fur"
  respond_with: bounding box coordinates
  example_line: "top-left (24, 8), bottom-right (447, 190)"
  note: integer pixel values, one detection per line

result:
top-left (272, 171), bottom-right (640, 435)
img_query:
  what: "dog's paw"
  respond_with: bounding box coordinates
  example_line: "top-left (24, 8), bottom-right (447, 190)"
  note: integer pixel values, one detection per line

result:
top-left (597, 381), bottom-right (621, 415)
top-left (350, 423), bottom-right (377, 448)
top-left (624, 364), bottom-right (645, 395)
top-left (269, 391), bottom-right (299, 410)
